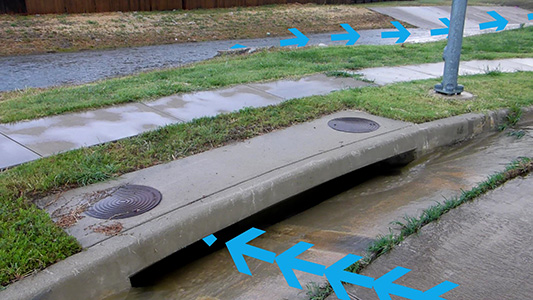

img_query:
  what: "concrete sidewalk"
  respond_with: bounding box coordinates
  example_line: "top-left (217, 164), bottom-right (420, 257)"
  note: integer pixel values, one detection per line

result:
top-left (330, 174), bottom-right (533, 300)
top-left (370, 6), bottom-right (531, 30)
top-left (1, 58), bottom-right (532, 169)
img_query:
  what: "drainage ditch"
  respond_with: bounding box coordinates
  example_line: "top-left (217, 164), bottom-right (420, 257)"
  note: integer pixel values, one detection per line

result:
top-left (107, 125), bottom-right (532, 300)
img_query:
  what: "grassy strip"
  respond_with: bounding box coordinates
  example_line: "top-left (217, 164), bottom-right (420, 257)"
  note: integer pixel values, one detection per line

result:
top-left (1, 71), bottom-right (532, 287)
top-left (306, 157), bottom-right (533, 300)
top-left (1, 26), bottom-right (532, 123)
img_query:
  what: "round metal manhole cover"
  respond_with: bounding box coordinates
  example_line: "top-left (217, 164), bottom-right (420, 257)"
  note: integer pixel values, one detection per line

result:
top-left (327, 117), bottom-right (380, 133)
top-left (86, 185), bottom-right (162, 219)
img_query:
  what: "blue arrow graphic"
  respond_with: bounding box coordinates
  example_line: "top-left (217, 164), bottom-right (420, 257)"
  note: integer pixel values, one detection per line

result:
top-left (224, 228), bottom-right (459, 299)
top-left (325, 254), bottom-right (374, 300)
top-left (529, 13), bottom-right (532, 20)
top-left (280, 28), bottom-right (309, 47)
top-left (202, 234), bottom-right (217, 246)
top-left (275, 242), bottom-right (326, 289)
top-left (225, 228), bottom-right (276, 276)
top-left (230, 44), bottom-right (248, 49)
top-left (331, 24), bottom-right (361, 45)
top-left (381, 21), bottom-right (410, 44)
top-left (430, 18), bottom-right (450, 36)
top-left (479, 11), bottom-right (508, 31)
top-left (373, 267), bottom-right (423, 300)
top-left (423, 280), bottom-right (460, 299)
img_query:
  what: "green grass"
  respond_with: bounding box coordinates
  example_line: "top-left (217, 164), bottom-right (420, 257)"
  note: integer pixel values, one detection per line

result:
top-left (498, 105), bottom-right (522, 131)
top-left (1, 26), bottom-right (532, 123)
top-left (306, 157), bottom-right (533, 300)
top-left (1, 70), bottom-right (532, 287)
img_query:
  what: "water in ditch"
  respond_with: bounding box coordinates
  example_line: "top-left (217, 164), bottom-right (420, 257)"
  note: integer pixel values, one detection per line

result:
top-left (105, 123), bottom-right (533, 300)
top-left (4, 26), bottom-right (490, 92)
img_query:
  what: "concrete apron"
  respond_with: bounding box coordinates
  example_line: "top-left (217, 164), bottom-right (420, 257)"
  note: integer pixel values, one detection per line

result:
top-left (3, 107), bottom-right (533, 300)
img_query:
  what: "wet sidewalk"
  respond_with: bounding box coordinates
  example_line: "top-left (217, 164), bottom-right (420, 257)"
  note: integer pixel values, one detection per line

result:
top-left (1, 58), bottom-right (533, 169)
top-left (331, 173), bottom-right (533, 300)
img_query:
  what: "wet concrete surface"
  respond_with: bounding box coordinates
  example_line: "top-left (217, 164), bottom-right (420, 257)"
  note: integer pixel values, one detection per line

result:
top-left (370, 6), bottom-right (531, 29)
top-left (339, 174), bottom-right (533, 300)
top-left (145, 85), bottom-right (285, 121)
top-left (104, 123), bottom-right (533, 299)
top-left (354, 58), bottom-right (533, 85)
top-left (0, 133), bottom-right (40, 169)
top-left (145, 74), bottom-right (368, 121)
top-left (38, 110), bottom-right (410, 249)
top-left (0, 103), bottom-right (179, 156)
top-left (247, 74), bottom-right (368, 100)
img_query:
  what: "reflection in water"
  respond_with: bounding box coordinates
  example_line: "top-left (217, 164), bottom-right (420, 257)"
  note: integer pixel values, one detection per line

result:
top-left (106, 126), bottom-right (532, 300)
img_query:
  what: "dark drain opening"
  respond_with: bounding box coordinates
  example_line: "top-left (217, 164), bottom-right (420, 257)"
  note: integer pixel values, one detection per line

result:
top-left (328, 117), bottom-right (380, 133)
top-left (129, 150), bottom-right (415, 288)
top-left (86, 185), bottom-right (162, 219)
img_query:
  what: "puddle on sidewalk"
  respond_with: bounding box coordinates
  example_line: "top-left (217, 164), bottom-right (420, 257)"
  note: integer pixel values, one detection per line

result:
top-left (105, 124), bottom-right (533, 300)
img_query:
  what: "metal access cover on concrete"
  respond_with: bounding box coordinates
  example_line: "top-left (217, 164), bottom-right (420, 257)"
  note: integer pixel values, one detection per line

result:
top-left (328, 117), bottom-right (380, 133)
top-left (86, 185), bottom-right (162, 219)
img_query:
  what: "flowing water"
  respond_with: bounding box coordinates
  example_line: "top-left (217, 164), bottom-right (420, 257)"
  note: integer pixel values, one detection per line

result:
top-left (0, 28), bottom-right (455, 92)
top-left (106, 123), bottom-right (533, 300)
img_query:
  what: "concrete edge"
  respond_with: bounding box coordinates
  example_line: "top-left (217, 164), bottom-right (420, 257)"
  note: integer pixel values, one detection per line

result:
top-left (2, 106), bottom-right (532, 300)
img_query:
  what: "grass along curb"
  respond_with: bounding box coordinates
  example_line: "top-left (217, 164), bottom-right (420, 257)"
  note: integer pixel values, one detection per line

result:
top-left (306, 157), bottom-right (533, 300)
top-left (1, 71), bottom-right (532, 287)
top-left (1, 26), bottom-right (532, 123)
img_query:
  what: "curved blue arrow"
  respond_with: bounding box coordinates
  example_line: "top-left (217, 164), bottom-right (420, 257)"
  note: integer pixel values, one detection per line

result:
top-left (275, 242), bottom-right (326, 289)
top-left (280, 28), bottom-right (309, 47)
top-left (331, 24), bottom-right (361, 46)
top-left (226, 228), bottom-right (276, 276)
top-left (381, 21), bottom-right (410, 44)
top-left (479, 11), bottom-right (508, 31)
top-left (373, 267), bottom-right (423, 300)
top-left (325, 254), bottom-right (374, 300)
top-left (230, 44), bottom-right (248, 49)
top-left (430, 18), bottom-right (450, 37)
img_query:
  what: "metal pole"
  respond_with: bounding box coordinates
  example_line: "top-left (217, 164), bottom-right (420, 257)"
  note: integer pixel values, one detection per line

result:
top-left (434, 0), bottom-right (469, 95)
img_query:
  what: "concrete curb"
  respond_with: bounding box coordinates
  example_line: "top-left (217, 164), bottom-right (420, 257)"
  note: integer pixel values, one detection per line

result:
top-left (2, 106), bottom-right (532, 300)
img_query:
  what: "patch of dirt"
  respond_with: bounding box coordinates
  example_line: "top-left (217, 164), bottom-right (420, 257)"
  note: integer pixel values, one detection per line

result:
top-left (55, 204), bottom-right (87, 228)
top-left (50, 186), bottom-right (120, 228)
top-left (505, 159), bottom-right (533, 178)
top-left (89, 222), bottom-right (124, 236)
top-left (0, 3), bottom-right (396, 56)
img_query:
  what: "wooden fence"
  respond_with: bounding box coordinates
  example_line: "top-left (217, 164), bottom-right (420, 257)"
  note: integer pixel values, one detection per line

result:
top-left (1, 0), bottom-right (402, 14)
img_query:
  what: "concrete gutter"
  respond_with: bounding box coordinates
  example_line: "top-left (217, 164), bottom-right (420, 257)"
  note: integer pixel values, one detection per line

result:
top-left (2, 107), bottom-right (532, 300)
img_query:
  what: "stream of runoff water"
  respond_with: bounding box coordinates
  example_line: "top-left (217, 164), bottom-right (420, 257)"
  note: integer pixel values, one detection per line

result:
top-left (105, 124), bottom-right (533, 300)
top-left (0, 28), bottom-right (447, 92)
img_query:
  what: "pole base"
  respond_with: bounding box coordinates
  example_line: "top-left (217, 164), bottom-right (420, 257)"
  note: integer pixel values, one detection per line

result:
top-left (434, 83), bottom-right (464, 95)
